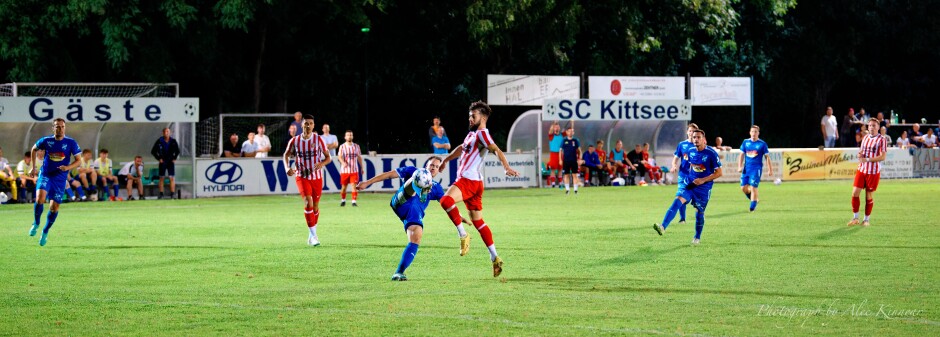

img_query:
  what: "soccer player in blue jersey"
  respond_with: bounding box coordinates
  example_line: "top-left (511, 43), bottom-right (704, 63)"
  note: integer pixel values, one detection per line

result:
top-left (28, 118), bottom-right (84, 246)
top-left (670, 123), bottom-right (699, 224)
top-left (737, 125), bottom-right (773, 212)
top-left (654, 129), bottom-right (722, 244)
top-left (357, 156), bottom-right (449, 281)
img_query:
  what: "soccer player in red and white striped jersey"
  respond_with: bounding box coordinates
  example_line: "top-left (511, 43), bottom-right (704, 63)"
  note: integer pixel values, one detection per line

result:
top-left (848, 118), bottom-right (888, 227)
top-left (337, 130), bottom-right (364, 207)
top-left (283, 114), bottom-right (332, 246)
top-left (438, 101), bottom-right (519, 277)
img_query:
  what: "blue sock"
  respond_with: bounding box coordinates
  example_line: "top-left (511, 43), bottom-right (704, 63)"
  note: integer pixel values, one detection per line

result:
top-left (396, 243), bottom-right (419, 274)
top-left (679, 203), bottom-right (687, 221)
top-left (34, 203), bottom-right (44, 225)
top-left (75, 187), bottom-right (85, 198)
top-left (43, 211), bottom-right (58, 234)
top-left (64, 187), bottom-right (74, 199)
top-left (750, 200), bottom-right (757, 211)
top-left (113, 184), bottom-right (120, 197)
top-left (694, 211), bottom-right (705, 239)
top-left (661, 199), bottom-right (684, 230)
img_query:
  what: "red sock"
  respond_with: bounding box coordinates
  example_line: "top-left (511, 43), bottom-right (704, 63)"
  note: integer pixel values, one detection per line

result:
top-left (851, 196), bottom-right (860, 213)
top-left (312, 210), bottom-right (319, 227)
top-left (351, 190), bottom-right (358, 201)
top-left (341, 191), bottom-right (347, 200)
top-left (304, 207), bottom-right (314, 227)
top-left (472, 219), bottom-right (494, 247)
top-left (864, 199), bottom-right (873, 216)
top-left (548, 176), bottom-right (555, 185)
top-left (440, 196), bottom-right (462, 226)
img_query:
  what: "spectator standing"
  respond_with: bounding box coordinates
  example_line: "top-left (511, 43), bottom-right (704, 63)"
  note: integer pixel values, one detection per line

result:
top-left (254, 124), bottom-right (272, 158)
top-left (821, 106), bottom-right (839, 148)
top-left (321, 124), bottom-right (339, 157)
top-left (909, 123), bottom-right (925, 148)
top-left (94, 149), bottom-right (120, 201)
top-left (223, 134), bottom-right (242, 157)
top-left (118, 156), bottom-right (145, 200)
top-left (151, 127), bottom-right (181, 199)
top-left (16, 152), bottom-right (36, 203)
top-left (0, 146), bottom-right (17, 203)
top-left (428, 116), bottom-right (447, 151)
top-left (839, 108), bottom-right (857, 147)
top-left (290, 111), bottom-right (304, 137)
top-left (431, 127), bottom-right (451, 154)
top-left (241, 132), bottom-right (258, 158)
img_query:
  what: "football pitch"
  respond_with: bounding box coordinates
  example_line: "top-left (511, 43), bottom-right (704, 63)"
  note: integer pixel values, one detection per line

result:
top-left (1, 179), bottom-right (938, 336)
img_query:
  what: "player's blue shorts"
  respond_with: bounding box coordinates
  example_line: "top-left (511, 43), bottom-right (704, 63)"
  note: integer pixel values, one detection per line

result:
top-left (37, 175), bottom-right (68, 204)
top-left (675, 173), bottom-right (688, 192)
top-left (677, 184), bottom-right (712, 212)
top-left (391, 202), bottom-right (425, 231)
top-left (740, 167), bottom-right (763, 187)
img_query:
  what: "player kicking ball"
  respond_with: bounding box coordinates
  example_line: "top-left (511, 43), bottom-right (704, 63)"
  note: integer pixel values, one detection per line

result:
top-left (358, 156), bottom-right (448, 281)
top-left (737, 125), bottom-right (773, 212)
top-left (848, 118), bottom-right (887, 227)
top-left (654, 129), bottom-right (722, 244)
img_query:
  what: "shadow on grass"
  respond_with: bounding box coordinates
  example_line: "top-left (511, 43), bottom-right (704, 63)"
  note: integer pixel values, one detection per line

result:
top-left (815, 227), bottom-right (863, 240)
top-left (508, 276), bottom-right (839, 299)
top-left (593, 245), bottom-right (688, 266)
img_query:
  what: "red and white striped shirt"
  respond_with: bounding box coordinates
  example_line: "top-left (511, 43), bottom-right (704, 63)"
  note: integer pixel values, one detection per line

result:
top-left (338, 142), bottom-right (362, 174)
top-left (288, 133), bottom-right (329, 180)
top-left (858, 134), bottom-right (888, 174)
top-left (456, 128), bottom-right (495, 181)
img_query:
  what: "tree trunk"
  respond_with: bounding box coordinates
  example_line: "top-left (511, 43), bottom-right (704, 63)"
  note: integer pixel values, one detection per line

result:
top-left (253, 19), bottom-right (269, 113)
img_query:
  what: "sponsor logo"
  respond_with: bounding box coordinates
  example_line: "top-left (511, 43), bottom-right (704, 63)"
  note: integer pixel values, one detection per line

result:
top-left (205, 161), bottom-right (243, 184)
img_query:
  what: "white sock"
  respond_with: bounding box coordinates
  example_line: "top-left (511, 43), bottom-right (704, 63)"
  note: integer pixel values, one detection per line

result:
top-left (565, 184), bottom-right (570, 191)
top-left (853, 212), bottom-right (859, 219)
top-left (456, 224), bottom-right (467, 237)
top-left (487, 245), bottom-right (498, 261)
top-left (863, 215), bottom-right (870, 221)
top-left (309, 226), bottom-right (317, 237)
top-left (340, 198), bottom-right (346, 202)
top-left (574, 184), bottom-right (578, 191)
top-left (351, 200), bottom-right (357, 204)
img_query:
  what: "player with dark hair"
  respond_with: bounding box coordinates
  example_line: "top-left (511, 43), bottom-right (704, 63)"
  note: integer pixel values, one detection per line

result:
top-left (439, 101), bottom-right (519, 277)
top-left (28, 118), bottom-right (84, 246)
top-left (358, 156), bottom-right (448, 281)
top-left (338, 130), bottom-right (364, 207)
top-left (737, 125), bottom-right (773, 212)
top-left (848, 118), bottom-right (888, 227)
top-left (654, 129), bottom-right (722, 245)
top-left (151, 127), bottom-right (180, 199)
top-left (283, 114), bottom-right (331, 246)
top-left (670, 123), bottom-right (699, 224)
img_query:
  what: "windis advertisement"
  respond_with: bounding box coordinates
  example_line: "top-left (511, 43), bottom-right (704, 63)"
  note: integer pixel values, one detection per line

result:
top-left (196, 153), bottom-right (539, 197)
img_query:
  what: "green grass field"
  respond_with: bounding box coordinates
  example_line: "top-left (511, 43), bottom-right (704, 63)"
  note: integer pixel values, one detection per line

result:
top-left (1, 179), bottom-right (938, 336)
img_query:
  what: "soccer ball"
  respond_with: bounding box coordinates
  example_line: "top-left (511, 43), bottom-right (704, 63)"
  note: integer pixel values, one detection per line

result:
top-left (774, 178), bottom-right (782, 185)
top-left (90, 193), bottom-right (99, 201)
top-left (413, 168), bottom-right (433, 190)
top-left (0, 192), bottom-right (7, 204)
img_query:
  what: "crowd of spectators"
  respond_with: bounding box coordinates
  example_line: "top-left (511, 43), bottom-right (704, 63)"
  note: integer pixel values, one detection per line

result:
top-left (823, 106), bottom-right (938, 149)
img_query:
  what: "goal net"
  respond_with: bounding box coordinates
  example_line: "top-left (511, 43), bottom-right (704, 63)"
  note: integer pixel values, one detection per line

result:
top-left (198, 113), bottom-right (295, 158)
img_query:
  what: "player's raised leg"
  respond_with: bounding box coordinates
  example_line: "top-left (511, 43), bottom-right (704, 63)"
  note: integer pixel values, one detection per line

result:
top-left (654, 195), bottom-right (687, 235)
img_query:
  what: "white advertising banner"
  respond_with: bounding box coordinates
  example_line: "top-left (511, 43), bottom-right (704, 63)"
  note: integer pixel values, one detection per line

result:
top-left (542, 99), bottom-right (691, 121)
top-left (588, 76), bottom-right (685, 100)
top-left (0, 97), bottom-right (199, 122)
top-left (486, 75), bottom-right (580, 106)
top-left (690, 77), bottom-right (751, 106)
top-left (195, 153), bottom-right (538, 197)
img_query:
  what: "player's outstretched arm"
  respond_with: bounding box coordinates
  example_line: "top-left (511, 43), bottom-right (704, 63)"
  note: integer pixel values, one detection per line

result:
top-left (283, 138), bottom-right (295, 176)
top-left (357, 170), bottom-right (400, 190)
top-left (487, 143), bottom-right (519, 177)
top-left (737, 151), bottom-right (745, 173)
top-left (439, 145), bottom-right (464, 171)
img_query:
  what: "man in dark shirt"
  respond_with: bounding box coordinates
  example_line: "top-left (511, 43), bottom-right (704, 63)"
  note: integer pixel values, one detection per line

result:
top-left (151, 127), bottom-right (181, 199)
top-left (559, 127), bottom-right (581, 194)
top-left (581, 144), bottom-right (605, 186)
top-left (627, 144), bottom-right (648, 184)
top-left (223, 133), bottom-right (242, 157)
